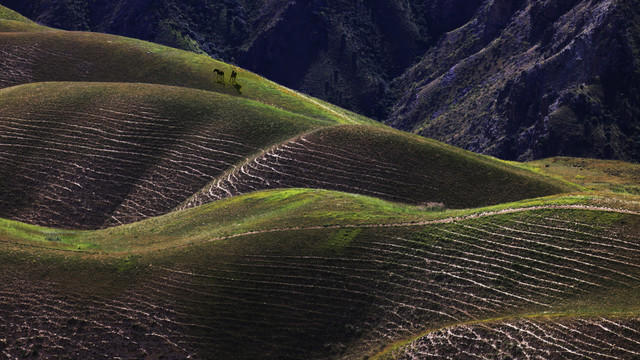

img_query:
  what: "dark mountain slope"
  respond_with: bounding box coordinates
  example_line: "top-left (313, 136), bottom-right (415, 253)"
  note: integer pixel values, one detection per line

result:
top-left (385, 0), bottom-right (640, 162)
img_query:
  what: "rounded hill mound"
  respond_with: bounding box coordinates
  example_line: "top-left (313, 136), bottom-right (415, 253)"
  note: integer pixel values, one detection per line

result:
top-left (183, 124), bottom-right (572, 211)
top-left (0, 82), bottom-right (328, 229)
top-left (0, 83), bottom-right (570, 229)
top-left (0, 27), bottom-right (366, 124)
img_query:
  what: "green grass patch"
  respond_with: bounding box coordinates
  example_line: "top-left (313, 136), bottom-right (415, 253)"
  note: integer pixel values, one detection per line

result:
top-left (0, 6), bottom-right (34, 23)
top-left (1, 188), bottom-right (637, 254)
top-left (0, 29), bottom-right (368, 125)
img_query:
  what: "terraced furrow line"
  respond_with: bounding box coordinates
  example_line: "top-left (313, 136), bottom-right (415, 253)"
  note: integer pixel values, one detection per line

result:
top-left (437, 227), bottom-right (606, 288)
top-left (511, 219), bottom-right (640, 255)
top-left (352, 242), bottom-right (554, 308)
top-left (491, 222), bottom-right (640, 271)
top-left (0, 279), bottom-right (198, 359)
top-left (386, 236), bottom-right (570, 294)
top-left (459, 223), bottom-right (631, 286)
top-left (244, 254), bottom-right (514, 311)
top-left (296, 136), bottom-right (417, 176)
top-left (266, 146), bottom-right (411, 187)
top-left (534, 214), bottom-right (628, 237)
top-left (211, 260), bottom-right (498, 314)
top-left (285, 140), bottom-right (411, 178)
top-left (392, 317), bottom-right (640, 360)
top-left (480, 223), bottom-right (640, 283)
top-left (0, 43), bottom-right (94, 88)
top-left (0, 45), bottom-right (36, 87)
top-left (184, 133), bottom-right (439, 208)
top-left (393, 234), bottom-right (581, 291)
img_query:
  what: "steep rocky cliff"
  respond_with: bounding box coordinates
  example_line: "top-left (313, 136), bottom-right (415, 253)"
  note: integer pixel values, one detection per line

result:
top-left (386, 0), bottom-right (640, 161)
top-left (3, 0), bottom-right (639, 161)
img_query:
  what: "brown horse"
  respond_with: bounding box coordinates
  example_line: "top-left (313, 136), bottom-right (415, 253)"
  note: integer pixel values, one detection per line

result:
top-left (214, 69), bottom-right (225, 83)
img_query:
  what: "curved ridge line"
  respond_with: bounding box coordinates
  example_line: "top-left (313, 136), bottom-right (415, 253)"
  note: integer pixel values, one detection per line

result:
top-left (205, 205), bottom-right (640, 243)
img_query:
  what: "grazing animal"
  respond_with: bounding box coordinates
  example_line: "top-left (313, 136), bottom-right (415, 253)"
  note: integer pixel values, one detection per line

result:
top-left (230, 70), bottom-right (238, 84)
top-left (214, 69), bottom-right (225, 83)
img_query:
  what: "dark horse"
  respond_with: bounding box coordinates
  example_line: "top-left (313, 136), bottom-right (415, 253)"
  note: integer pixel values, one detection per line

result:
top-left (230, 70), bottom-right (238, 84)
top-left (214, 69), bottom-right (225, 83)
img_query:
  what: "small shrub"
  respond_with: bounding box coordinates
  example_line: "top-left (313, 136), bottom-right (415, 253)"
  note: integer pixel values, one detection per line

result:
top-left (45, 233), bottom-right (61, 242)
top-left (416, 202), bottom-right (446, 211)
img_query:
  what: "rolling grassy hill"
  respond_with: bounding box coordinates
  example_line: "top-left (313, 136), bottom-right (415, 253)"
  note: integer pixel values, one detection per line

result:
top-left (0, 80), bottom-right (571, 229)
top-left (0, 16), bottom-right (369, 125)
top-left (1, 6), bottom-right (640, 360)
top-left (180, 124), bottom-right (572, 211)
top-left (0, 81), bottom-right (333, 229)
top-left (1, 189), bottom-right (640, 359)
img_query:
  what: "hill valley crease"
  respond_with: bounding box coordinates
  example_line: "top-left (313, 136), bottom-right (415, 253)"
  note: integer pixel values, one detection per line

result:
top-left (0, 2), bottom-right (640, 360)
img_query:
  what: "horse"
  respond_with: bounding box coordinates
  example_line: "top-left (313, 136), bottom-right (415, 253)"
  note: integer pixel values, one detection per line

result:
top-left (230, 70), bottom-right (237, 84)
top-left (214, 69), bottom-right (225, 83)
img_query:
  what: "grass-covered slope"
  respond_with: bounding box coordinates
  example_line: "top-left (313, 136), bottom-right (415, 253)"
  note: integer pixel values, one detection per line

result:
top-left (0, 6), bottom-right (50, 32)
top-left (0, 26), bottom-right (368, 125)
top-left (528, 156), bottom-right (640, 195)
top-left (0, 5), bottom-right (34, 23)
top-left (1, 189), bottom-right (640, 359)
top-left (0, 82), bottom-right (329, 229)
top-left (183, 124), bottom-right (573, 210)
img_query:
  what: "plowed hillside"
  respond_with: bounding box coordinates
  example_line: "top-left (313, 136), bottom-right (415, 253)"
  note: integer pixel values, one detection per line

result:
top-left (382, 316), bottom-right (640, 359)
top-left (0, 82), bottom-right (328, 229)
top-left (0, 82), bottom-right (571, 229)
top-left (1, 190), bottom-right (639, 359)
top-left (183, 125), bottom-right (570, 210)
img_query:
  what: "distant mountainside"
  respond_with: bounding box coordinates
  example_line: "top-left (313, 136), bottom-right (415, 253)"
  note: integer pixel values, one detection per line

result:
top-left (2, 0), bottom-right (639, 162)
top-left (386, 0), bottom-right (640, 162)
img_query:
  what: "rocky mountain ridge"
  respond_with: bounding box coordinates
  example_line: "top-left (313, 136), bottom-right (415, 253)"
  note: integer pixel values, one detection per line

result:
top-left (386, 0), bottom-right (640, 161)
